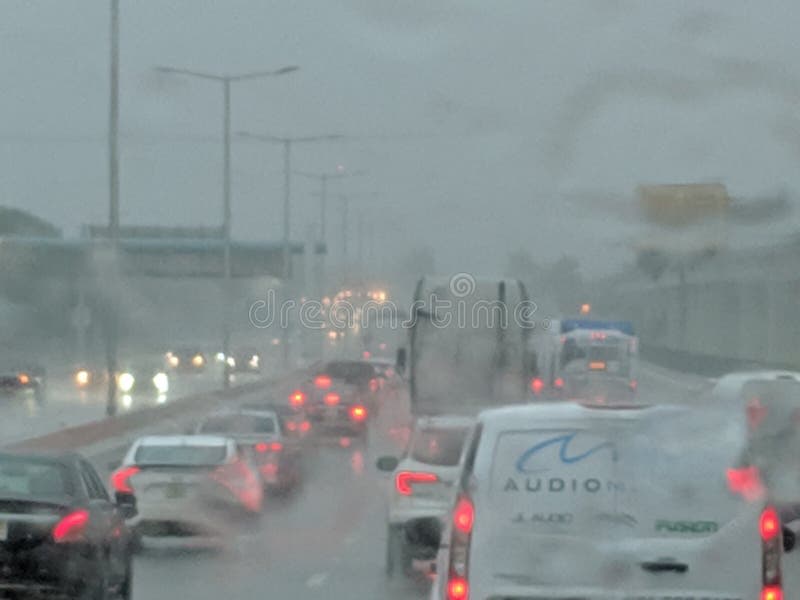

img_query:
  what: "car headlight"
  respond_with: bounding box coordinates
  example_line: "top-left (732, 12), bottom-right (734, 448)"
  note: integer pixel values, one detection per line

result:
top-left (118, 372), bottom-right (135, 393)
top-left (75, 370), bottom-right (90, 387)
top-left (226, 356), bottom-right (236, 368)
top-left (192, 354), bottom-right (205, 367)
top-left (152, 372), bottom-right (169, 393)
top-left (215, 352), bottom-right (226, 362)
top-left (249, 355), bottom-right (259, 368)
top-left (168, 355), bottom-right (179, 368)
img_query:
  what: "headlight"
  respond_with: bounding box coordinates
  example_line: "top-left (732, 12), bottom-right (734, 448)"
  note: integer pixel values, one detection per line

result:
top-left (192, 354), bottom-right (204, 367)
top-left (75, 370), bottom-right (90, 387)
top-left (152, 372), bottom-right (169, 393)
top-left (118, 372), bottom-right (135, 393)
top-left (215, 352), bottom-right (226, 362)
top-left (249, 355), bottom-right (259, 368)
top-left (226, 356), bottom-right (236, 368)
top-left (168, 355), bottom-right (179, 368)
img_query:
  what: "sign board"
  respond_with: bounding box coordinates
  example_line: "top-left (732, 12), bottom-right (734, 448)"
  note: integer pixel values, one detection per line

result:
top-left (638, 183), bottom-right (730, 228)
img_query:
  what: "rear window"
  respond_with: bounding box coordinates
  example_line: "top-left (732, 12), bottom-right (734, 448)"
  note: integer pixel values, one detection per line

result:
top-left (0, 457), bottom-right (72, 497)
top-left (411, 427), bottom-right (469, 466)
top-left (198, 414), bottom-right (277, 435)
top-left (134, 444), bottom-right (228, 466)
top-left (319, 361), bottom-right (374, 383)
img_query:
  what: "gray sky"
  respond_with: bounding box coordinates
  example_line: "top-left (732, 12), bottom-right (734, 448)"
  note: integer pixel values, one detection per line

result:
top-left (3, 0), bottom-right (800, 276)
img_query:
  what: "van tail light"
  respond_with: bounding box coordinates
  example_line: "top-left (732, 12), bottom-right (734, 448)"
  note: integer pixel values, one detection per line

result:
top-left (727, 466), bottom-right (765, 501)
top-left (553, 377), bottom-right (564, 389)
top-left (447, 495), bottom-right (474, 600)
top-left (530, 377), bottom-right (544, 395)
top-left (110, 465), bottom-right (140, 494)
top-left (289, 390), bottom-right (306, 407)
top-left (349, 405), bottom-right (367, 422)
top-left (53, 509), bottom-right (89, 543)
top-left (760, 506), bottom-right (782, 594)
top-left (324, 392), bottom-right (341, 406)
top-left (395, 471), bottom-right (438, 496)
top-left (314, 375), bottom-right (332, 390)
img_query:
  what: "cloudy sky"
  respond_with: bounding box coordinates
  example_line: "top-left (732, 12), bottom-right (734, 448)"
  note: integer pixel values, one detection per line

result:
top-left (3, 0), bottom-right (800, 277)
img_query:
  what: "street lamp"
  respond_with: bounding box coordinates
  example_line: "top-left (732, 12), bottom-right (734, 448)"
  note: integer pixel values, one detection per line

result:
top-left (155, 64), bottom-right (298, 387)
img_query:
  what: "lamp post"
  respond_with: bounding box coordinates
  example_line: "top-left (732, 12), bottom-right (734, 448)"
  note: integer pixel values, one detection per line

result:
top-left (155, 64), bottom-right (298, 386)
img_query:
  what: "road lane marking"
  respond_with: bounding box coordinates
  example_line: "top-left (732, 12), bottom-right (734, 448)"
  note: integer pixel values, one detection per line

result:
top-left (305, 572), bottom-right (329, 588)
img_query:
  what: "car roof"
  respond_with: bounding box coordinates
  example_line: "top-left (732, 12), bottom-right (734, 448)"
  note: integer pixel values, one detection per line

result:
top-left (477, 401), bottom-right (671, 431)
top-left (0, 450), bottom-right (83, 467)
top-left (136, 435), bottom-right (230, 446)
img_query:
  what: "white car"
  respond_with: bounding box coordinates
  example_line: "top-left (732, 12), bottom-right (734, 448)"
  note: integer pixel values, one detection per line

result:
top-left (110, 435), bottom-right (263, 544)
top-left (377, 415), bottom-right (473, 577)
top-left (431, 402), bottom-right (789, 600)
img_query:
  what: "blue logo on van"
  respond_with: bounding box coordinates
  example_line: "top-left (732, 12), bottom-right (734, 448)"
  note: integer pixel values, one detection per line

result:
top-left (515, 432), bottom-right (614, 474)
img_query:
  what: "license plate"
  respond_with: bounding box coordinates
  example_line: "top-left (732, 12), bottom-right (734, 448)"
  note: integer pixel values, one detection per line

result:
top-left (165, 483), bottom-right (185, 499)
top-left (0, 521), bottom-right (8, 541)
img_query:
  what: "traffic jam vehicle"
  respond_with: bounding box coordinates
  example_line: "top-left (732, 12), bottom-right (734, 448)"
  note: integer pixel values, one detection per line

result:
top-left (377, 415), bottom-right (473, 578)
top-left (291, 360), bottom-right (377, 439)
top-left (226, 347), bottom-right (262, 374)
top-left (431, 402), bottom-right (792, 600)
top-left (165, 348), bottom-right (207, 373)
top-left (195, 408), bottom-right (302, 494)
top-left (111, 435), bottom-right (262, 545)
top-left (0, 364), bottom-right (46, 403)
top-left (0, 451), bottom-right (135, 599)
top-left (115, 362), bottom-right (170, 397)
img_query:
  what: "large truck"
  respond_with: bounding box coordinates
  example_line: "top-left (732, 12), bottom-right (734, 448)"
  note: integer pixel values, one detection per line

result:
top-left (399, 276), bottom-right (532, 415)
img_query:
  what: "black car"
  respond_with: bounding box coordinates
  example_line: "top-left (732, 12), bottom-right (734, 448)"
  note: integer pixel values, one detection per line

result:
top-left (0, 451), bottom-right (136, 599)
top-left (0, 364), bottom-right (46, 403)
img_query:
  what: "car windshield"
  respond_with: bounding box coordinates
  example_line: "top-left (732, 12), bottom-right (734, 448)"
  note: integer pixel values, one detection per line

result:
top-left (134, 444), bottom-right (227, 466)
top-left (0, 457), bottom-right (72, 498)
top-left (198, 415), bottom-right (277, 435)
top-left (410, 427), bottom-right (469, 467)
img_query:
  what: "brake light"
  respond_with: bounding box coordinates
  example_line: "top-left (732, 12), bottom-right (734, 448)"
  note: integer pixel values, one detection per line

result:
top-left (289, 390), bottom-right (306, 407)
top-left (324, 392), bottom-right (340, 406)
top-left (53, 509), bottom-right (89, 543)
top-left (270, 442), bottom-right (283, 452)
top-left (362, 351), bottom-right (371, 359)
top-left (18, 373), bottom-right (30, 385)
top-left (447, 576), bottom-right (469, 600)
top-left (762, 586), bottom-right (783, 600)
top-left (110, 465), bottom-right (140, 494)
top-left (314, 375), bottom-right (332, 390)
top-left (255, 442), bottom-right (282, 453)
top-left (395, 471), bottom-right (438, 496)
top-left (254, 442), bottom-right (268, 453)
top-left (761, 507), bottom-right (780, 541)
top-left (453, 496), bottom-right (475, 534)
top-left (299, 420), bottom-right (311, 433)
top-left (553, 377), bottom-right (564, 389)
top-left (727, 466), bottom-right (764, 500)
top-left (530, 377), bottom-right (544, 395)
top-left (349, 405), bottom-right (367, 422)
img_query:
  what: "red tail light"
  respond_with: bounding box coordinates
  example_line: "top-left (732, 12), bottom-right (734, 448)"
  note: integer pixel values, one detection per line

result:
top-left (314, 375), bottom-right (332, 390)
top-left (453, 496), bottom-right (475, 534)
top-left (289, 389), bottom-right (306, 407)
top-left (727, 466), bottom-right (764, 500)
top-left (530, 377), bottom-right (544, 394)
top-left (761, 507), bottom-right (780, 541)
top-left (53, 509), bottom-right (89, 543)
top-left (553, 377), bottom-right (564, 389)
top-left (762, 586), bottom-right (783, 600)
top-left (270, 442), bottom-right (283, 452)
top-left (395, 471), bottom-right (438, 496)
top-left (255, 442), bottom-right (282, 453)
top-left (349, 405), bottom-right (367, 422)
top-left (110, 465), bottom-right (140, 494)
top-left (446, 576), bottom-right (469, 600)
top-left (299, 420), bottom-right (311, 433)
top-left (362, 351), bottom-right (371, 359)
top-left (254, 442), bottom-right (269, 453)
top-left (324, 392), bottom-right (341, 406)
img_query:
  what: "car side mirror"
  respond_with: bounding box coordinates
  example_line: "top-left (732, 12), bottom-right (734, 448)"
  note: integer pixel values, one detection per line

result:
top-left (784, 527), bottom-right (796, 553)
top-left (376, 456), bottom-right (399, 472)
top-left (396, 348), bottom-right (407, 376)
top-left (115, 491), bottom-right (137, 519)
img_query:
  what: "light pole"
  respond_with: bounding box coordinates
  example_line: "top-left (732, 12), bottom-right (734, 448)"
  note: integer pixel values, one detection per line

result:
top-left (237, 133), bottom-right (343, 368)
top-left (155, 64), bottom-right (298, 386)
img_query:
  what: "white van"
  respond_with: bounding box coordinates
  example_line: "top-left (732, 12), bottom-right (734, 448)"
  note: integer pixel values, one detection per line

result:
top-left (431, 402), bottom-right (788, 600)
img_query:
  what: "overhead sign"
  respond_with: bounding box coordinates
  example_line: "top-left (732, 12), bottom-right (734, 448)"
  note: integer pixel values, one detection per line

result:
top-left (638, 183), bottom-right (730, 227)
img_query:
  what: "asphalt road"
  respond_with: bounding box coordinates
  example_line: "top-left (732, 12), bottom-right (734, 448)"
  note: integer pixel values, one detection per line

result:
top-left (75, 361), bottom-right (709, 600)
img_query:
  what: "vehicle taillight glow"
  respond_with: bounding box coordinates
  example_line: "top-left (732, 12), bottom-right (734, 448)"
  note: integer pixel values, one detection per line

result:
top-left (289, 390), bottom-right (306, 407)
top-left (300, 420), bottom-right (311, 433)
top-left (553, 377), bottom-right (564, 389)
top-left (760, 506), bottom-right (780, 541)
top-left (270, 442), bottom-right (283, 452)
top-left (446, 576), bottom-right (469, 600)
top-left (314, 375), bottom-right (332, 389)
top-left (762, 586), bottom-right (782, 600)
top-left (255, 442), bottom-right (269, 453)
top-left (395, 471), bottom-right (438, 496)
top-left (110, 465), bottom-right (140, 494)
top-left (18, 373), bottom-right (29, 385)
top-left (453, 496), bottom-right (475, 534)
top-left (530, 377), bottom-right (544, 394)
top-left (53, 509), bottom-right (89, 543)
top-left (349, 405), bottom-right (367, 422)
top-left (324, 392), bottom-right (340, 406)
top-left (286, 421), bottom-right (297, 432)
